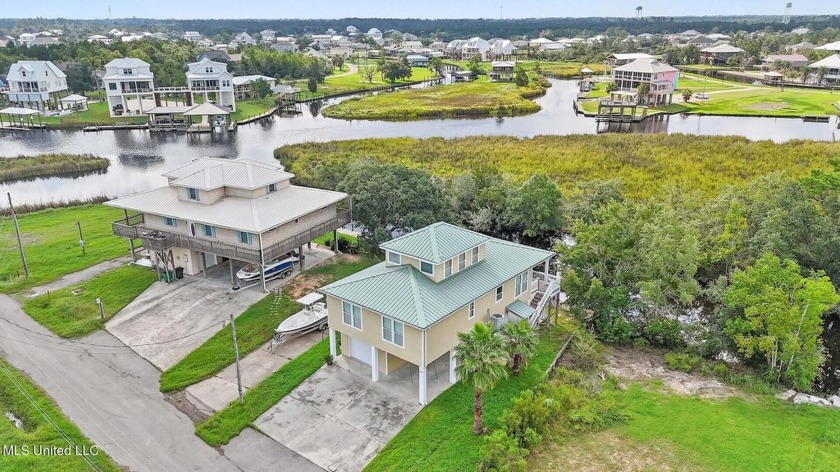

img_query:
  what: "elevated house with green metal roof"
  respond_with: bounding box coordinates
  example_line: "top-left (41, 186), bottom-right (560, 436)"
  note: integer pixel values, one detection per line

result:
top-left (320, 222), bottom-right (560, 405)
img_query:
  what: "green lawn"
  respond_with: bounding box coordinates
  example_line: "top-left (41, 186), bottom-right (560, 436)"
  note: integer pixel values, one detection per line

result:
top-left (522, 61), bottom-right (607, 77)
top-left (195, 338), bottom-right (333, 446)
top-left (667, 87), bottom-right (840, 117)
top-left (21, 265), bottom-right (157, 338)
top-left (229, 99), bottom-right (276, 122)
top-left (0, 204), bottom-right (135, 294)
top-left (0, 357), bottom-right (121, 472)
top-left (294, 65), bottom-right (436, 100)
top-left (41, 101), bottom-right (147, 127)
top-left (677, 73), bottom-right (741, 92)
top-left (366, 325), bottom-right (568, 472)
top-left (159, 255), bottom-right (378, 392)
top-left (321, 76), bottom-right (545, 120)
top-left (530, 384), bottom-right (840, 472)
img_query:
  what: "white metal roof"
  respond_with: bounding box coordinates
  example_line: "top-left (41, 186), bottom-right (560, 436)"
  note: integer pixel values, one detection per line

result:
top-left (815, 41), bottom-right (840, 51)
top-left (614, 58), bottom-right (677, 74)
top-left (609, 53), bottom-right (654, 60)
top-left (232, 75), bottom-right (276, 86)
top-left (809, 54), bottom-right (840, 69)
top-left (0, 107), bottom-right (41, 116)
top-left (6, 61), bottom-right (66, 82)
top-left (700, 44), bottom-right (745, 54)
top-left (145, 105), bottom-right (194, 114)
top-left (105, 58), bottom-right (149, 69)
top-left (105, 183), bottom-right (346, 233)
top-left (60, 94), bottom-right (88, 102)
top-left (162, 157), bottom-right (292, 190)
top-left (182, 103), bottom-right (230, 116)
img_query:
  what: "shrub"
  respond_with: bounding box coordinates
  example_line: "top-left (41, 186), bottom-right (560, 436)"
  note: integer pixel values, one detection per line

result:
top-left (664, 352), bottom-right (702, 373)
top-left (644, 317), bottom-right (685, 348)
top-left (595, 314), bottom-right (637, 344)
top-left (501, 388), bottom-right (555, 449)
top-left (479, 430), bottom-right (528, 472)
top-left (563, 331), bottom-right (606, 372)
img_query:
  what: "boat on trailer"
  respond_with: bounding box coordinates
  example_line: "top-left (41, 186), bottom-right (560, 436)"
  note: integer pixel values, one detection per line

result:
top-left (273, 293), bottom-right (329, 344)
top-left (236, 254), bottom-right (299, 282)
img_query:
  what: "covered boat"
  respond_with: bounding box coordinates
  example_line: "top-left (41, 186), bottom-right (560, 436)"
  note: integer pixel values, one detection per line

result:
top-left (236, 254), bottom-right (298, 282)
top-left (274, 293), bottom-right (329, 343)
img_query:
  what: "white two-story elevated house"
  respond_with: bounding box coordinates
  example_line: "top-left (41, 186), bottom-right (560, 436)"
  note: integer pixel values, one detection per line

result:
top-left (186, 58), bottom-right (236, 111)
top-left (106, 157), bottom-right (350, 291)
top-left (320, 222), bottom-right (559, 405)
top-left (3, 60), bottom-right (67, 111)
top-left (102, 58), bottom-right (155, 117)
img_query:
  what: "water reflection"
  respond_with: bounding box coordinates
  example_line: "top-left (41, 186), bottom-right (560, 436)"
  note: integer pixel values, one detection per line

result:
top-left (1, 79), bottom-right (838, 204)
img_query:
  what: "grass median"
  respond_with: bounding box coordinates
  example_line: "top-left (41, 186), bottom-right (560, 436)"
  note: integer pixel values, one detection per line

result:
top-left (195, 338), bottom-right (332, 446)
top-left (159, 255), bottom-right (377, 392)
top-left (22, 265), bottom-right (157, 338)
top-left (0, 357), bottom-right (121, 471)
top-left (0, 204), bottom-right (133, 294)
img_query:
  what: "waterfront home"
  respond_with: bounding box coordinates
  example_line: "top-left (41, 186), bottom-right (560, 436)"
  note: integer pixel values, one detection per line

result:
top-left (106, 157), bottom-right (350, 291)
top-left (406, 55), bottom-right (429, 67)
top-left (319, 222), bottom-right (557, 405)
top-left (489, 61), bottom-right (516, 81)
top-left (445, 39), bottom-right (467, 58)
top-left (87, 34), bottom-right (112, 45)
top-left (3, 60), bottom-right (67, 112)
top-left (271, 39), bottom-right (299, 53)
top-left (231, 32), bottom-right (256, 47)
top-left (197, 50), bottom-right (231, 62)
top-left (489, 39), bottom-right (517, 60)
top-left (461, 37), bottom-right (491, 61)
top-left (367, 28), bottom-right (383, 44)
top-left (761, 54), bottom-right (809, 69)
top-left (786, 41), bottom-right (815, 53)
top-left (185, 58), bottom-right (236, 111)
top-left (815, 41), bottom-right (840, 53)
top-left (607, 52), bottom-right (655, 68)
top-left (686, 35), bottom-right (714, 47)
top-left (183, 31), bottom-right (202, 42)
top-left (17, 33), bottom-right (35, 47)
top-left (808, 54), bottom-right (840, 84)
top-left (102, 58), bottom-right (155, 117)
top-left (28, 37), bottom-right (60, 48)
top-left (402, 40), bottom-right (424, 52)
top-left (700, 44), bottom-right (745, 65)
top-left (611, 58), bottom-right (678, 106)
top-left (260, 29), bottom-right (276, 42)
top-left (232, 75), bottom-right (277, 99)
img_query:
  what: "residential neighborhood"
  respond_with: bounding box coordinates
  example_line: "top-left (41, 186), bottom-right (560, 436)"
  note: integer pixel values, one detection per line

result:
top-left (1, 4), bottom-right (840, 472)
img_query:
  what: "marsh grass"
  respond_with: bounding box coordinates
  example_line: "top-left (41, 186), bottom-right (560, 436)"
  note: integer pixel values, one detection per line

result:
top-left (0, 154), bottom-right (109, 183)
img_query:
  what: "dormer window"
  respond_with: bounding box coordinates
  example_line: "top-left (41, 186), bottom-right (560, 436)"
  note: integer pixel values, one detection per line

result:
top-left (387, 251), bottom-right (400, 265)
top-left (205, 67), bottom-right (213, 73)
top-left (187, 188), bottom-right (200, 201)
top-left (267, 183), bottom-right (277, 193)
top-left (472, 246), bottom-right (479, 264)
top-left (444, 259), bottom-right (452, 277)
top-left (21, 70), bottom-right (26, 77)
top-left (123, 68), bottom-right (133, 75)
top-left (458, 253), bottom-right (466, 271)
top-left (420, 260), bottom-right (433, 275)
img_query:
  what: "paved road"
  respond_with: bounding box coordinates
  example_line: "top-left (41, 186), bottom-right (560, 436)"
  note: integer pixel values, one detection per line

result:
top-left (23, 257), bottom-right (131, 297)
top-left (0, 294), bottom-right (240, 472)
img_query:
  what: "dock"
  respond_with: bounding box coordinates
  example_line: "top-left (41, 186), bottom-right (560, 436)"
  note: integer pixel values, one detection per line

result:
top-left (595, 100), bottom-right (649, 123)
top-left (83, 123), bottom-right (148, 132)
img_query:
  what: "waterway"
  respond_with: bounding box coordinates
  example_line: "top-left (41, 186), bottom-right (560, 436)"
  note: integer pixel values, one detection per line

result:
top-left (1, 80), bottom-right (838, 204)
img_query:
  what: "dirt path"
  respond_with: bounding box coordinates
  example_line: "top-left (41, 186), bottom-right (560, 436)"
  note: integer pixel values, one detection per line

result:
top-left (606, 346), bottom-right (740, 399)
top-left (21, 256), bottom-right (132, 298)
top-left (329, 63), bottom-right (359, 79)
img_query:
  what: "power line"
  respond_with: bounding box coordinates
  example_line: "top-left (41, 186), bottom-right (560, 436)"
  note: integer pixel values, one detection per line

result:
top-left (0, 363), bottom-right (102, 472)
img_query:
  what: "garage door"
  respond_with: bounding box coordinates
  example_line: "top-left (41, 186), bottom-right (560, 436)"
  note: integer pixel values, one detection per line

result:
top-left (348, 336), bottom-right (372, 365)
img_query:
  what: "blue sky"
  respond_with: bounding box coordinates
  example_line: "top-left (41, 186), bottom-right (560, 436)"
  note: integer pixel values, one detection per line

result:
top-left (2, 0), bottom-right (835, 19)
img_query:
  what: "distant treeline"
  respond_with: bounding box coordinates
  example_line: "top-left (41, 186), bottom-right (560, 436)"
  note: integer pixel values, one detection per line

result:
top-left (2, 16), bottom-right (840, 40)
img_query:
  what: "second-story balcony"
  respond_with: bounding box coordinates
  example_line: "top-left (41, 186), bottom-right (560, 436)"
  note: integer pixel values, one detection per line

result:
top-left (112, 209), bottom-right (351, 264)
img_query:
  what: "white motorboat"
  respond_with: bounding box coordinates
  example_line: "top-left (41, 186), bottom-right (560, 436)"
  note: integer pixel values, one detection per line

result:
top-left (274, 293), bottom-right (329, 343)
top-left (236, 254), bottom-right (299, 282)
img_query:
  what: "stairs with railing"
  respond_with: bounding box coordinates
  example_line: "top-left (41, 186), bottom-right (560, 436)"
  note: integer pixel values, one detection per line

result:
top-left (528, 271), bottom-right (563, 327)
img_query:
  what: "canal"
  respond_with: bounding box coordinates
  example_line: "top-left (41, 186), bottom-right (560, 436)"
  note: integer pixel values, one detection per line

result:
top-left (1, 80), bottom-right (838, 204)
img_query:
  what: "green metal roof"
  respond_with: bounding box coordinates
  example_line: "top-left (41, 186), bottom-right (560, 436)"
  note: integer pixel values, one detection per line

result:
top-left (320, 237), bottom-right (554, 329)
top-left (379, 222), bottom-right (490, 264)
top-left (505, 299), bottom-right (535, 320)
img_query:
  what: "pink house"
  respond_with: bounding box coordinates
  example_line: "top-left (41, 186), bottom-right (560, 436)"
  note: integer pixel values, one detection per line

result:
top-left (611, 58), bottom-right (678, 106)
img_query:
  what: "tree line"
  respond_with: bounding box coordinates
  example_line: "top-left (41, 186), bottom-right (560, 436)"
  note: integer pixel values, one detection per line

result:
top-left (304, 157), bottom-right (840, 392)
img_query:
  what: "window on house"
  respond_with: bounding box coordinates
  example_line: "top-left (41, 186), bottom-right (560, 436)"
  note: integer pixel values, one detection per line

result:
top-left (515, 271), bottom-right (528, 297)
top-left (21, 71), bottom-right (26, 77)
top-left (458, 253), bottom-right (466, 271)
top-left (444, 259), bottom-right (452, 277)
top-left (382, 316), bottom-right (404, 347)
top-left (163, 217), bottom-right (177, 227)
top-left (237, 231), bottom-right (253, 245)
top-left (108, 83), bottom-right (116, 90)
top-left (266, 183), bottom-right (277, 193)
top-left (187, 188), bottom-right (200, 201)
top-left (468, 301), bottom-right (475, 319)
top-left (472, 246), bottom-right (479, 264)
top-left (496, 285), bottom-right (503, 303)
top-left (342, 301), bottom-right (362, 329)
top-left (202, 225), bottom-right (216, 238)
top-left (420, 261), bottom-right (433, 275)
top-left (122, 68), bottom-right (132, 75)
top-left (387, 251), bottom-right (400, 265)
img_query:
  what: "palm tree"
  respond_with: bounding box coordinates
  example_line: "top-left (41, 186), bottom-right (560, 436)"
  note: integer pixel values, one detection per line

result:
top-left (455, 322), bottom-right (509, 435)
top-left (637, 82), bottom-right (651, 105)
top-left (502, 320), bottom-right (539, 375)
top-left (604, 81), bottom-right (617, 93)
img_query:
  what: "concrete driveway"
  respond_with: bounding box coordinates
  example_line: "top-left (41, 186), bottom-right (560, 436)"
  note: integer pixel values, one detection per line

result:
top-left (255, 356), bottom-right (452, 472)
top-left (106, 246), bottom-right (334, 370)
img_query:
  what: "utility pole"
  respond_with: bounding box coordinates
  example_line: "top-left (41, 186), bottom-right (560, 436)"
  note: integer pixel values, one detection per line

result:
top-left (7, 193), bottom-right (29, 278)
top-left (230, 314), bottom-right (243, 405)
top-left (76, 221), bottom-right (85, 255)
